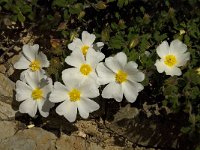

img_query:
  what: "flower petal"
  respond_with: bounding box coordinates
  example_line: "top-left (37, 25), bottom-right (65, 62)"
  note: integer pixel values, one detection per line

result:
top-left (175, 52), bottom-right (190, 67)
top-left (23, 44), bottom-right (39, 61)
top-left (96, 62), bottom-right (115, 85)
top-left (65, 51), bottom-right (85, 67)
top-left (19, 99), bottom-right (37, 117)
top-left (56, 101), bottom-right (77, 122)
top-left (93, 42), bottom-right (104, 51)
top-left (82, 31), bottom-right (96, 46)
top-left (25, 71), bottom-right (41, 89)
top-left (16, 80), bottom-right (32, 102)
top-left (68, 38), bottom-right (83, 51)
top-left (156, 41), bottom-right (169, 58)
top-left (14, 55), bottom-right (30, 70)
top-left (122, 81), bottom-right (139, 103)
top-left (86, 48), bottom-right (105, 68)
top-left (165, 66), bottom-right (182, 76)
top-left (37, 100), bottom-right (49, 117)
top-left (102, 82), bottom-right (123, 102)
top-left (36, 52), bottom-right (49, 68)
top-left (114, 52), bottom-right (127, 68)
top-left (49, 82), bottom-right (69, 103)
top-left (105, 56), bottom-right (122, 73)
top-left (79, 98), bottom-right (100, 113)
top-left (79, 81), bottom-right (99, 98)
top-left (62, 68), bottom-right (82, 88)
top-left (170, 39), bottom-right (187, 54)
top-left (155, 59), bottom-right (166, 73)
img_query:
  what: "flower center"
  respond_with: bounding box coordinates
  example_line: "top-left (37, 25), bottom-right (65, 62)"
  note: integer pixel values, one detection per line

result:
top-left (115, 70), bottom-right (127, 83)
top-left (29, 60), bottom-right (41, 71)
top-left (80, 64), bottom-right (92, 76)
top-left (81, 45), bottom-right (89, 56)
top-left (68, 89), bottom-right (81, 102)
top-left (31, 88), bottom-right (43, 100)
top-left (164, 55), bottom-right (177, 67)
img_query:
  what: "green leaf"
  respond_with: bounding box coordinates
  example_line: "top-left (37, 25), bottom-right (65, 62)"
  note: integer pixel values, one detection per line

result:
top-left (17, 11), bottom-right (25, 22)
top-left (109, 35), bottom-right (125, 49)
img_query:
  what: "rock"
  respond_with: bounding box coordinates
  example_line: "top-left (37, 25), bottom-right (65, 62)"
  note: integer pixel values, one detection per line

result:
top-left (0, 73), bottom-right (15, 97)
top-left (56, 134), bottom-right (103, 150)
top-left (0, 100), bottom-right (17, 120)
top-left (0, 65), bottom-right (6, 74)
top-left (0, 121), bottom-right (17, 140)
top-left (0, 127), bottom-right (57, 150)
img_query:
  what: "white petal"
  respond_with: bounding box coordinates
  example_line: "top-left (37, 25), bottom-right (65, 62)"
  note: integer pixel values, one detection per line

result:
top-left (124, 61), bottom-right (138, 69)
top-left (14, 55), bottom-right (30, 69)
top-left (37, 100), bottom-right (49, 117)
top-left (77, 99), bottom-right (89, 119)
top-left (82, 31), bottom-right (96, 46)
top-left (49, 82), bottom-right (69, 103)
top-left (15, 80), bottom-right (32, 102)
top-left (156, 41), bottom-right (169, 58)
top-left (175, 52), bottom-right (190, 67)
top-left (68, 38), bottom-right (83, 51)
top-left (93, 42), bottom-right (104, 51)
top-left (22, 44), bottom-right (39, 61)
top-left (105, 56), bottom-right (122, 73)
top-left (86, 48), bottom-right (105, 68)
top-left (102, 82), bottom-right (123, 102)
top-left (62, 68), bottom-right (82, 88)
top-left (36, 52), bottom-right (49, 68)
top-left (170, 39), bottom-right (187, 54)
top-left (56, 101), bottom-right (77, 122)
top-left (122, 81), bottom-right (139, 103)
top-left (65, 51), bottom-right (85, 67)
top-left (80, 98), bottom-right (100, 112)
top-left (124, 62), bottom-right (145, 82)
top-left (19, 99), bottom-right (37, 117)
top-left (96, 62), bottom-right (115, 85)
top-left (114, 52), bottom-right (127, 67)
top-left (155, 59), bottom-right (166, 73)
top-left (25, 72), bottom-right (41, 89)
top-left (165, 66), bottom-right (182, 76)
top-left (79, 81), bottom-right (99, 98)
top-left (41, 78), bottom-right (53, 98)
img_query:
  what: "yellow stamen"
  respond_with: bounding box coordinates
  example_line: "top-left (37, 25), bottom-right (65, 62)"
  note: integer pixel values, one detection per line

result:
top-left (29, 60), bottom-right (41, 71)
top-left (68, 89), bottom-right (81, 102)
top-left (81, 45), bottom-right (89, 56)
top-left (80, 64), bottom-right (92, 76)
top-left (115, 70), bottom-right (127, 83)
top-left (164, 55), bottom-right (177, 67)
top-left (31, 88), bottom-right (43, 100)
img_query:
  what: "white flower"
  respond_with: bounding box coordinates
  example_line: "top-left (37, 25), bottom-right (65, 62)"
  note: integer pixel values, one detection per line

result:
top-left (14, 44), bottom-right (49, 80)
top-left (155, 39), bottom-right (190, 76)
top-left (16, 72), bottom-right (54, 117)
top-left (68, 31), bottom-right (104, 56)
top-left (63, 48), bottom-right (105, 87)
top-left (96, 52), bottom-right (145, 103)
top-left (49, 76), bottom-right (100, 122)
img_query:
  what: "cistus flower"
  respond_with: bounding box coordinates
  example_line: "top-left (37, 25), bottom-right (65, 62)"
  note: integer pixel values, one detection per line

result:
top-left (49, 76), bottom-right (100, 122)
top-left (63, 48), bottom-right (105, 87)
top-left (96, 52), bottom-right (145, 103)
top-left (155, 39), bottom-right (190, 76)
top-left (68, 31), bottom-right (104, 57)
top-left (14, 44), bottom-right (49, 80)
top-left (15, 72), bottom-right (54, 117)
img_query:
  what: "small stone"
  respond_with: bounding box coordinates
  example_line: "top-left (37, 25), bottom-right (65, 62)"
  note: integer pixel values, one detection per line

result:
top-left (0, 65), bottom-right (6, 74)
top-left (0, 73), bottom-right (15, 97)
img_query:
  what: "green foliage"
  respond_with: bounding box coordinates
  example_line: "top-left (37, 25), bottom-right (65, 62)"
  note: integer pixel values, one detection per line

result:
top-left (0, 0), bottom-right (200, 144)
